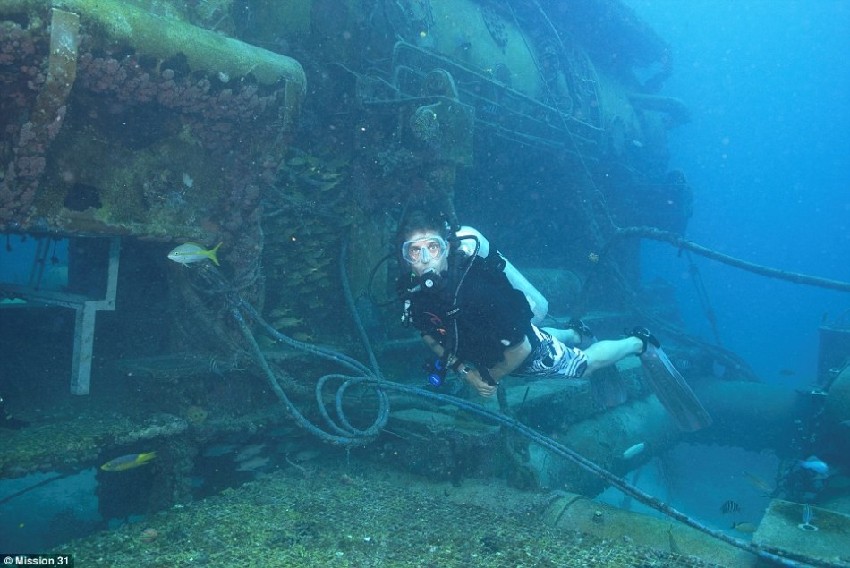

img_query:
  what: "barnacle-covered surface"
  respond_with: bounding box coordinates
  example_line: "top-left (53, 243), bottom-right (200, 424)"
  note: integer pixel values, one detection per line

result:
top-left (0, 0), bottom-right (306, 299)
top-left (60, 459), bottom-right (729, 568)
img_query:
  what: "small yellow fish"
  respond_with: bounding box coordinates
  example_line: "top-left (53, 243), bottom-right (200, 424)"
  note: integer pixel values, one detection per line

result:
top-left (101, 452), bottom-right (157, 472)
top-left (731, 521), bottom-right (757, 533)
top-left (167, 242), bottom-right (222, 266)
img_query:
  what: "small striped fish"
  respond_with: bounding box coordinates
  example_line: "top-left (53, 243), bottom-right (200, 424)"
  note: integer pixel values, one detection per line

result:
top-left (720, 500), bottom-right (741, 515)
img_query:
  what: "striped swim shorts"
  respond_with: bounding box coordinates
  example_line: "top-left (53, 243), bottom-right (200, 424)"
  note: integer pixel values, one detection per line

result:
top-left (516, 325), bottom-right (589, 379)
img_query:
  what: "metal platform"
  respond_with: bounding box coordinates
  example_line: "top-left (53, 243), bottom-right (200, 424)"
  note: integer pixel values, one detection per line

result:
top-left (0, 237), bottom-right (120, 394)
top-left (753, 499), bottom-right (850, 567)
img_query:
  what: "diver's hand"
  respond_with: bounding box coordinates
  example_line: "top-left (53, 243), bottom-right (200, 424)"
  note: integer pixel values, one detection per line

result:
top-left (461, 367), bottom-right (498, 397)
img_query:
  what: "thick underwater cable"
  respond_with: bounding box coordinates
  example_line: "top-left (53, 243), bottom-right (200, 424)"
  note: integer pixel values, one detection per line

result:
top-left (684, 250), bottom-right (723, 345)
top-left (207, 245), bottom-right (391, 443)
top-left (613, 225), bottom-right (850, 293)
top-left (230, 304), bottom-right (386, 445)
top-left (340, 241), bottom-right (384, 379)
top-left (233, 295), bottom-right (373, 377)
top-left (332, 374), bottom-right (390, 437)
top-left (303, 373), bottom-right (389, 439)
top-left (237, 295), bottom-right (391, 436)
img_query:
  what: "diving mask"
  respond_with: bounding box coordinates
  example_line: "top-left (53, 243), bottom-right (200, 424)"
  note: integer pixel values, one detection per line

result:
top-left (402, 235), bottom-right (448, 264)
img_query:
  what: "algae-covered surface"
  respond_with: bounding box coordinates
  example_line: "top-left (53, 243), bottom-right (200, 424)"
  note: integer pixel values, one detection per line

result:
top-left (58, 460), bottom-right (723, 567)
top-left (0, 406), bottom-right (194, 477)
top-left (0, 0), bottom-right (305, 87)
top-left (0, 409), bottom-right (138, 476)
top-left (754, 499), bottom-right (850, 567)
top-left (0, 393), bottom-right (284, 477)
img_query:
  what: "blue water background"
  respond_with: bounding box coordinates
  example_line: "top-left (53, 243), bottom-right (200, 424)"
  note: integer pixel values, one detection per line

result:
top-left (625, 0), bottom-right (850, 385)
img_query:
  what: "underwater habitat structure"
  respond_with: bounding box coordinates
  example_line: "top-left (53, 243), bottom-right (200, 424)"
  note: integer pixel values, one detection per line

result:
top-left (2, 1), bottom-right (850, 566)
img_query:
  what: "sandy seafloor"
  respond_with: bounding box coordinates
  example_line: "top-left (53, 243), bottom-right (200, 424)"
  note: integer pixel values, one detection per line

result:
top-left (59, 458), bottom-right (721, 568)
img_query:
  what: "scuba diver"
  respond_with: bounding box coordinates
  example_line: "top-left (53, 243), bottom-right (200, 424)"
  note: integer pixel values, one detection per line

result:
top-left (779, 455), bottom-right (832, 503)
top-left (398, 210), bottom-right (658, 395)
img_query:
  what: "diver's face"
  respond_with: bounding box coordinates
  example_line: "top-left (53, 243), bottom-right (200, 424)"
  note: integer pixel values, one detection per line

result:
top-left (403, 231), bottom-right (448, 277)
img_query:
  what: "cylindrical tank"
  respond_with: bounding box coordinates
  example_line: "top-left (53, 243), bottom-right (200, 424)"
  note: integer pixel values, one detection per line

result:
top-left (394, 0), bottom-right (546, 99)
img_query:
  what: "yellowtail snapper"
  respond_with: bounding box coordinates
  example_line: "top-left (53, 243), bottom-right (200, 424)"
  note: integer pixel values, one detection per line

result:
top-left (168, 242), bottom-right (222, 266)
top-left (100, 451), bottom-right (157, 472)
